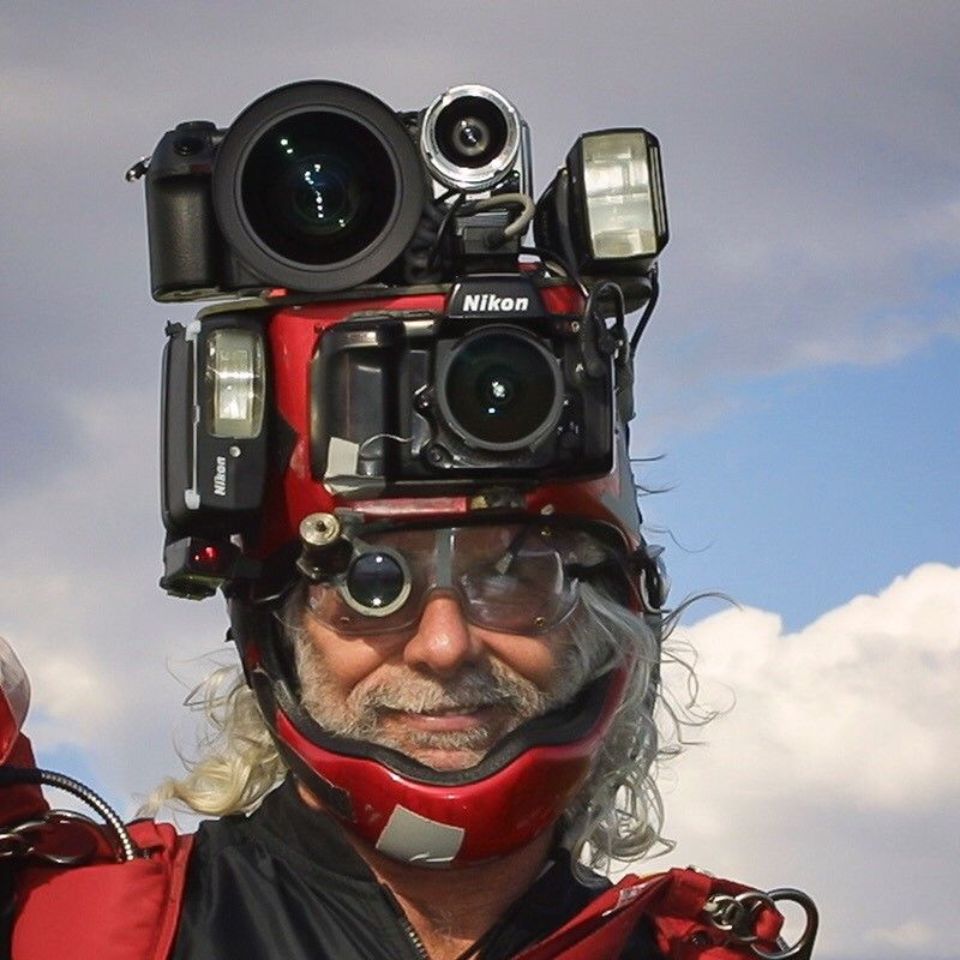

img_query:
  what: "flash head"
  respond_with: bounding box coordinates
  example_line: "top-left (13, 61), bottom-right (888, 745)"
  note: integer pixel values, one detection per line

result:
top-left (213, 80), bottom-right (426, 293)
top-left (535, 128), bottom-right (668, 287)
top-left (420, 85), bottom-right (524, 193)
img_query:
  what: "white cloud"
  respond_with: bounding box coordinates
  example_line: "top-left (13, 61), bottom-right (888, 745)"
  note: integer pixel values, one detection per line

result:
top-left (869, 920), bottom-right (935, 953)
top-left (0, 387), bottom-right (226, 793)
top-left (660, 563), bottom-right (960, 959)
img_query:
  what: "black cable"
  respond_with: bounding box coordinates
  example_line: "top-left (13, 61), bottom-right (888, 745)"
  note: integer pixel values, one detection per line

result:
top-left (403, 199), bottom-right (448, 284)
top-left (628, 268), bottom-right (659, 361)
top-left (585, 281), bottom-right (627, 351)
top-left (427, 193), bottom-right (468, 271)
top-left (579, 281), bottom-right (627, 379)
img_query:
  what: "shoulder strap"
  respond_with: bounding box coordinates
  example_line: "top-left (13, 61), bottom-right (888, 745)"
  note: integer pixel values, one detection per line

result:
top-left (511, 868), bottom-right (790, 960)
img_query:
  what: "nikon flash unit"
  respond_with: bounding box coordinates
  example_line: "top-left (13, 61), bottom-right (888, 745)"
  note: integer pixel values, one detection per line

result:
top-left (161, 314), bottom-right (269, 539)
top-left (535, 128), bottom-right (668, 287)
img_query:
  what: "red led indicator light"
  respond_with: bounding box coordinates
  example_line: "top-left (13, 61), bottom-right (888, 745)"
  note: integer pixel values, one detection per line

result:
top-left (192, 545), bottom-right (220, 568)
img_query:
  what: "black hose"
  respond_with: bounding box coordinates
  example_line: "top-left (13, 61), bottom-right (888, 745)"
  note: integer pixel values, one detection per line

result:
top-left (0, 767), bottom-right (139, 862)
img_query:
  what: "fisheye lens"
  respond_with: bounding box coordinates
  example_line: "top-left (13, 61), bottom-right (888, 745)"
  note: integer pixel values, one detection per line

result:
top-left (440, 331), bottom-right (562, 450)
top-left (240, 111), bottom-right (396, 266)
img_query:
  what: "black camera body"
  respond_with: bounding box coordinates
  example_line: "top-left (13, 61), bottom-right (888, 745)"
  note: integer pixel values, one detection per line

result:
top-left (144, 82), bottom-right (429, 302)
top-left (146, 122), bottom-right (251, 301)
top-left (142, 81), bottom-right (534, 302)
top-left (311, 276), bottom-right (614, 497)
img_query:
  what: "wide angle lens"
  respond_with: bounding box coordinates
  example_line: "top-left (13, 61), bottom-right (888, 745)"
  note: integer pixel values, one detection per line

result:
top-left (240, 112), bottom-right (396, 266)
top-left (439, 329), bottom-right (563, 451)
top-left (435, 96), bottom-right (508, 169)
top-left (345, 550), bottom-right (409, 615)
top-left (420, 85), bottom-right (522, 192)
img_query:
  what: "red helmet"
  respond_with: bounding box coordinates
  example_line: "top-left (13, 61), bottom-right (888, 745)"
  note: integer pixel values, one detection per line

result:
top-left (219, 278), bottom-right (665, 865)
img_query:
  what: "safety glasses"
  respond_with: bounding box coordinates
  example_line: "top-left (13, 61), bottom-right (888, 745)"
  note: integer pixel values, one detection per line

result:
top-left (305, 521), bottom-right (630, 637)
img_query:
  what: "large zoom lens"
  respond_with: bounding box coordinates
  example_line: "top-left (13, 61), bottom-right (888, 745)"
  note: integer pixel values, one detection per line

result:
top-left (213, 81), bottom-right (425, 293)
top-left (438, 328), bottom-right (564, 451)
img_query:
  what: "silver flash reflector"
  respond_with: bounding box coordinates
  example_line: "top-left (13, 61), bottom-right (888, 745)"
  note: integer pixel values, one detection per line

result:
top-left (582, 131), bottom-right (662, 259)
top-left (204, 328), bottom-right (265, 438)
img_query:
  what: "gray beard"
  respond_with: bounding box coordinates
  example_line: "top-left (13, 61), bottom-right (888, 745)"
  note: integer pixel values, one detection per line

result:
top-left (294, 633), bottom-right (590, 768)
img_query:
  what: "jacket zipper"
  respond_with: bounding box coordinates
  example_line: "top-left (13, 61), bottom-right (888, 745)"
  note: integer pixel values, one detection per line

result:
top-left (398, 912), bottom-right (430, 960)
top-left (380, 883), bottom-right (431, 960)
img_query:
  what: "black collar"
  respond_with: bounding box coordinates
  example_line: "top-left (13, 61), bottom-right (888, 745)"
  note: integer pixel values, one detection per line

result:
top-left (250, 777), bottom-right (614, 960)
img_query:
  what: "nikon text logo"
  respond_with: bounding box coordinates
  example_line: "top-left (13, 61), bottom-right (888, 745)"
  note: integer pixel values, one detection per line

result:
top-left (462, 293), bottom-right (530, 312)
top-left (213, 456), bottom-right (227, 496)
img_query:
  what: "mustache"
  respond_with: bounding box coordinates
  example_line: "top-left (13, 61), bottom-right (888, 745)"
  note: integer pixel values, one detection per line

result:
top-left (348, 662), bottom-right (548, 716)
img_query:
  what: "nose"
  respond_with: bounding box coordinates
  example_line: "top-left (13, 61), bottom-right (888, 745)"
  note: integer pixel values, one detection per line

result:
top-left (402, 594), bottom-right (482, 677)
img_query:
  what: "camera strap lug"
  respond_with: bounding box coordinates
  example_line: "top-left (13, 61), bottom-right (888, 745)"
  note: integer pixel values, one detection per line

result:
top-left (124, 156), bottom-right (150, 182)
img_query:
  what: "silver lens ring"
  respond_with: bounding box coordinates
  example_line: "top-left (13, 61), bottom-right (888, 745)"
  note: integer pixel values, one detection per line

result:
top-left (339, 546), bottom-right (412, 618)
top-left (420, 84), bottom-right (522, 193)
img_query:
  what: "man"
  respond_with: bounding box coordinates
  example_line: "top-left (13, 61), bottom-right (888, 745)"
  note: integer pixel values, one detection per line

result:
top-left (3, 74), bottom-right (809, 955)
top-left (156, 515), bottom-right (669, 959)
top-left (2, 486), bottom-right (800, 960)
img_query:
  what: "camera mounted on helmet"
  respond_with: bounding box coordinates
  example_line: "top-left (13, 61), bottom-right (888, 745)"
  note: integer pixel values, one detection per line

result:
top-left (155, 268), bottom-right (664, 600)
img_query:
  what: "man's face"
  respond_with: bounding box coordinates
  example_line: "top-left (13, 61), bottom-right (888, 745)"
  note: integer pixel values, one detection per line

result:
top-left (296, 594), bottom-right (587, 772)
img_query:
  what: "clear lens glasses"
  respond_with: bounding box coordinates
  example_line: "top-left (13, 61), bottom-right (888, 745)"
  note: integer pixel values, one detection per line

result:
top-left (305, 522), bottom-right (620, 637)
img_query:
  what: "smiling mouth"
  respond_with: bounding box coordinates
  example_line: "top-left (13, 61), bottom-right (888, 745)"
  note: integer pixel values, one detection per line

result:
top-left (381, 704), bottom-right (505, 732)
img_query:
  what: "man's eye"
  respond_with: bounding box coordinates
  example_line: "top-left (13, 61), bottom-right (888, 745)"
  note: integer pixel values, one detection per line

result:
top-left (463, 569), bottom-right (539, 600)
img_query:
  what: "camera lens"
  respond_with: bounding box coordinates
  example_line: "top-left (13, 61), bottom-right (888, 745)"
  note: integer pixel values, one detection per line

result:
top-left (213, 81), bottom-right (425, 293)
top-left (439, 329), bottom-right (564, 451)
top-left (346, 550), bottom-right (408, 614)
top-left (453, 118), bottom-right (491, 158)
top-left (435, 97), bottom-right (508, 170)
top-left (420, 85), bottom-right (523, 192)
top-left (241, 112), bottom-right (396, 266)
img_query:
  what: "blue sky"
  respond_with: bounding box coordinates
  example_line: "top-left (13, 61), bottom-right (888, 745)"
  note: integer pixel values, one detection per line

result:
top-left (2, 3), bottom-right (959, 957)
top-left (645, 337), bottom-right (960, 630)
